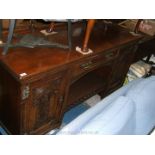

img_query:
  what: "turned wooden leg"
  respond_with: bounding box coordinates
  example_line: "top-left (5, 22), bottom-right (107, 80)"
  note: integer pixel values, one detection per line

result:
top-left (134, 19), bottom-right (143, 33)
top-left (46, 22), bottom-right (55, 33)
top-left (82, 19), bottom-right (96, 52)
top-left (29, 19), bottom-right (36, 32)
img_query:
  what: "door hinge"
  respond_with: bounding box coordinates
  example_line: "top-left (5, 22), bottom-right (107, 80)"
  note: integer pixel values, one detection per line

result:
top-left (22, 86), bottom-right (30, 100)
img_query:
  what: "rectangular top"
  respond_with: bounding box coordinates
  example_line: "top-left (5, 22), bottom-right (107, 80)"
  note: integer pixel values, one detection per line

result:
top-left (0, 23), bottom-right (142, 82)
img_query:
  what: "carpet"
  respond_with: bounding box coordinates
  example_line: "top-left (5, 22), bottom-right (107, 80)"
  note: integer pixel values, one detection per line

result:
top-left (62, 103), bottom-right (89, 125)
top-left (48, 103), bottom-right (90, 134)
top-left (0, 126), bottom-right (8, 135)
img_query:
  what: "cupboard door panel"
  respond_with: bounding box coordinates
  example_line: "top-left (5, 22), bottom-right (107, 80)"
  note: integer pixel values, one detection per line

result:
top-left (27, 75), bottom-right (64, 134)
top-left (108, 45), bottom-right (137, 91)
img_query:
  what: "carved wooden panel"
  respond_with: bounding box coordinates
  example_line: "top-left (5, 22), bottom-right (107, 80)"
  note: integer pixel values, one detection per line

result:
top-left (28, 77), bottom-right (64, 133)
top-left (108, 45), bottom-right (136, 90)
top-left (33, 86), bottom-right (54, 129)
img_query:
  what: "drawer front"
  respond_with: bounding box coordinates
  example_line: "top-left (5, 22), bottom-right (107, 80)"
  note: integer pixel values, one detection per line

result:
top-left (73, 49), bottom-right (119, 78)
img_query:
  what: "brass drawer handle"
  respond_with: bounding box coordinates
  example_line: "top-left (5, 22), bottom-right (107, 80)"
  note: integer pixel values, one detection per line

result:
top-left (105, 50), bottom-right (119, 59)
top-left (105, 52), bottom-right (114, 58)
top-left (80, 61), bottom-right (94, 70)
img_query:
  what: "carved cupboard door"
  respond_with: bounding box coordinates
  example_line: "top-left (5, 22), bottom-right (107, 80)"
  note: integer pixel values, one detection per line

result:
top-left (28, 75), bottom-right (65, 134)
top-left (108, 44), bottom-right (137, 92)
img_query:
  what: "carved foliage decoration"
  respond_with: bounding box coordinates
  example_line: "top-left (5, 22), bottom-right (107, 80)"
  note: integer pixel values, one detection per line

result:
top-left (32, 79), bottom-right (61, 129)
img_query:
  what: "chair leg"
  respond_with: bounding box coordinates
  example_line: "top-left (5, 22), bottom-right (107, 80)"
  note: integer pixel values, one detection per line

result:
top-left (82, 19), bottom-right (96, 52)
top-left (0, 19), bottom-right (3, 44)
top-left (145, 54), bottom-right (152, 63)
top-left (67, 19), bottom-right (72, 50)
top-left (29, 19), bottom-right (36, 32)
top-left (134, 19), bottom-right (143, 33)
top-left (46, 22), bottom-right (55, 33)
top-left (2, 19), bottom-right (16, 55)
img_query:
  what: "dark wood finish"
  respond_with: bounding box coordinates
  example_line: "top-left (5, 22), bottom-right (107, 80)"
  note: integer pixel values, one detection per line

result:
top-left (25, 71), bottom-right (67, 134)
top-left (0, 23), bottom-right (143, 134)
top-left (71, 49), bottom-right (119, 81)
top-left (67, 71), bottom-right (106, 109)
top-left (134, 37), bottom-right (155, 62)
top-left (0, 64), bottom-right (21, 134)
top-left (105, 44), bottom-right (138, 95)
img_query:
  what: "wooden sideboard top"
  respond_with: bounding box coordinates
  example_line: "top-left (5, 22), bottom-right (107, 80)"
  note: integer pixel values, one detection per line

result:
top-left (0, 24), bottom-right (142, 81)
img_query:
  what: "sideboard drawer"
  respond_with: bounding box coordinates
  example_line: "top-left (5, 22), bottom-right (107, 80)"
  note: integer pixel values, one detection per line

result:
top-left (72, 49), bottom-right (119, 78)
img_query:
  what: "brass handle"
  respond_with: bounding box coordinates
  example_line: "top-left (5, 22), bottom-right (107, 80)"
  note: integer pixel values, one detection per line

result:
top-left (105, 49), bottom-right (120, 59)
top-left (105, 52), bottom-right (114, 58)
top-left (80, 61), bottom-right (94, 70)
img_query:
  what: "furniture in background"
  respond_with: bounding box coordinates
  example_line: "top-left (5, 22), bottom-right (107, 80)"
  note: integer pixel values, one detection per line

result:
top-left (0, 19), bottom-right (16, 55)
top-left (57, 76), bottom-right (155, 135)
top-left (0, 19), bottom-right (73, 55)
top-left (81, 19), bottom-right (96, 53)
top-left (134, 36), bottom-right (155, 63)
top-left (0, 19), bottom-right (97, 55)
top-left (0, 22), bottom-right (154, 134)
top-left (119, 19), bottom-right (155, 63)
top-left (45, 19), bottom-right (96, 53)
